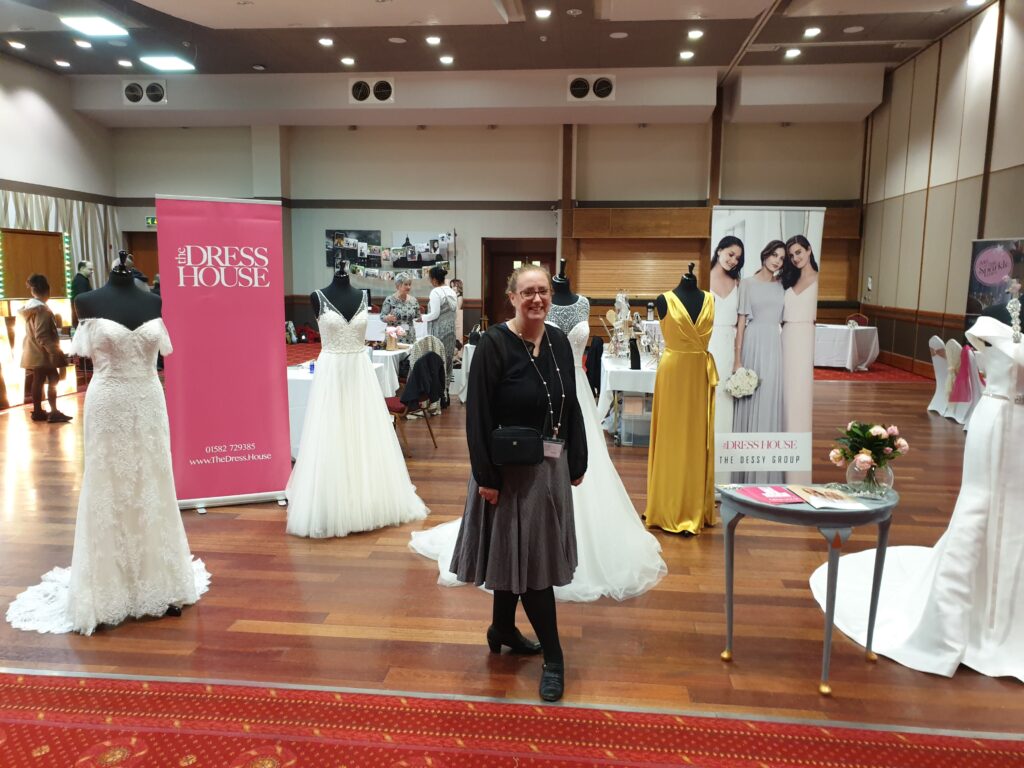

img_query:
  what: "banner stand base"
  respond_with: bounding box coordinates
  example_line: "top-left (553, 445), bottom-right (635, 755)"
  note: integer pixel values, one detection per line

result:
top-left (178, 491), bottom-right (286, 512)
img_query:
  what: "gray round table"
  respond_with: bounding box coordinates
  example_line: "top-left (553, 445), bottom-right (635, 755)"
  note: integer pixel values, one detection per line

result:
top-left (718, 485), bottom-right (898, 695)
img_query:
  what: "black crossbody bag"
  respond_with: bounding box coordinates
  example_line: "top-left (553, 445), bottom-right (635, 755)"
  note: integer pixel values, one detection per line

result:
top-left (490, 425), bottom-right (544, 466)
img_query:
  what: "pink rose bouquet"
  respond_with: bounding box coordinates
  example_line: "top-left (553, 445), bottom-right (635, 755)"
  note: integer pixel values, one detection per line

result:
top-left (829, 421), bottom-right (909, 472)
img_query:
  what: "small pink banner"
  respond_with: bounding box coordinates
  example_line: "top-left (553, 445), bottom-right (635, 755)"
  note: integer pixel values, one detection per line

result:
top-left (156, 197), bottom-right (290, 504)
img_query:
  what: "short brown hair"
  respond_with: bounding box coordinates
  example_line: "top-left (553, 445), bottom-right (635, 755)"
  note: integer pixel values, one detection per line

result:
top-left (506, 263), bottom-right (552, 294)
top-left (27, 273), bottom-right (50, 296)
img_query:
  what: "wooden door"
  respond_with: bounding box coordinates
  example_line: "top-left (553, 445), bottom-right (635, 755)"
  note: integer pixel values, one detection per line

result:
top-left (481, 238), bottom-right (556, 326)
top-left (125, 231), bottom-right (159, 287)
top-left (1, 229), bottom-right (65, 298)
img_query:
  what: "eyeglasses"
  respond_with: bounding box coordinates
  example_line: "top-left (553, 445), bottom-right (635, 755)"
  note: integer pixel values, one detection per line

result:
top-left (517, 288), bottom-right (551, 299)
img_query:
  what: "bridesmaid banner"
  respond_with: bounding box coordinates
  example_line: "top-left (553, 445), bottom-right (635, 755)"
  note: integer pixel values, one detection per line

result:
top-left (708, 206), bottom-right (825, 484)
top-left (966, 239), bottom-right (1024, 328)
top-left (157, 196), bottom-right (291, 509)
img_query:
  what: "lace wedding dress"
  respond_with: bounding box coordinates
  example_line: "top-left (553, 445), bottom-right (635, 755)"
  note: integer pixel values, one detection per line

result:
top-left (6, 318), bottom-right (210, 636)
top-left (810, 317), bottom-right (1023, 681)
top-left (410, 296), bottom-right (667, 601)
top-left (286, 291), bottom-right (428, 537)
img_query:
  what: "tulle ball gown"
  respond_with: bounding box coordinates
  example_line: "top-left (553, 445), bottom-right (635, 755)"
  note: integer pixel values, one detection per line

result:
top-left (810, 317), bottom-right (1023, 681)
top-left (410, 297), bottom-right (667, 602)
top-left (6, 318), bottom-right (210, 636)
top-left (286, 291), bottom-right (428, 538)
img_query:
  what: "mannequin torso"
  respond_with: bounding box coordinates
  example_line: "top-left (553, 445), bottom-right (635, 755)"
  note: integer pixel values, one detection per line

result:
top-left (312, 273), bottom-right (363, 321)
top-left (75, 270), bottom-right (162, 330)
top-left (551, 259), bottom-right (579, 306)
top-left (655, 265), bottom-right (703, 323)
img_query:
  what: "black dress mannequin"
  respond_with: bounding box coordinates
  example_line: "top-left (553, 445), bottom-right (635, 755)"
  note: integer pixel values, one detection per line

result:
top-left (312, 264), bottom-right (364, 321)
top-left (655, 263), bottom-right (703, 324)
top-left (551, 259), bottom-right (579, 306)
top-left (75, 251), bottom-right (162, 330)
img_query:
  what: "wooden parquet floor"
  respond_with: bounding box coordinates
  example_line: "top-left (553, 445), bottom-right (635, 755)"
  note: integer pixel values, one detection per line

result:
top-left (0, 380), bottom-right (1020, 734)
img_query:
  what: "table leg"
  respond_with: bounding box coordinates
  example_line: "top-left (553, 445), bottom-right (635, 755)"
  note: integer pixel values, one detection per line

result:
top-left (864, 516), bottom-right (892, 662)
top-left (721, 506), bottom-right (744, 662)
top-left (612, 391), bottom-right (622, 446)
top-left (816, 526), bottom-right (851, 696)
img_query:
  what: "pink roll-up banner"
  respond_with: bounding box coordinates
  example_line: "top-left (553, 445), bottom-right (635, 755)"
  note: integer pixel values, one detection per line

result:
top-left (156, 196), bottom-right (291, 509)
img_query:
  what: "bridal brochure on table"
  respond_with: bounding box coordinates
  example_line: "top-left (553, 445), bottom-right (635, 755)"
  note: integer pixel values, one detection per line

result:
top-left (789, 485), bottom-right (867, 511)
top-left (736, 486), bottom-right (804, 505)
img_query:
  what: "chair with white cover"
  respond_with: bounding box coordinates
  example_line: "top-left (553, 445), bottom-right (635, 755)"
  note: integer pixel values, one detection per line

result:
top-left (927, 336), bottom-right (948, 415)
top-left (942, 338), bottom-right (963, 418)
top-left (959, 347), bottom-right (983, 430)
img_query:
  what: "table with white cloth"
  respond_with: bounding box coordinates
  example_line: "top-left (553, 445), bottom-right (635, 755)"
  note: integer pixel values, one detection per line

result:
top-left (641, 320), bottom-right (662, 344)
top-left (287, 362), bottom-right (389, 458)
top-left (814, 324), bottom-right (880, 372)
top-left (370, 348), bottom-right (408, 396)
top-left (596, 353), bottom-right (659, 445)
top-left (365, 314), bottom-right (428, 343)
top-left (455, 343), bottom-right (475, 404)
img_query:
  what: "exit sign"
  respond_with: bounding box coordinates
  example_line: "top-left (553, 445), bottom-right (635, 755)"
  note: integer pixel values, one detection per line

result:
top-left (145, 216), bottom-right (157, 228)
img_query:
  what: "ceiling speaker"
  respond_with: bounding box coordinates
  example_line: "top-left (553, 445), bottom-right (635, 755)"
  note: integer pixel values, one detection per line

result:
top-left (122, 79), bottom-right (167, 106)
top-left (567, 75), bottom-right (615, 102)
top-left (349, 77), bottom-right (395, 104)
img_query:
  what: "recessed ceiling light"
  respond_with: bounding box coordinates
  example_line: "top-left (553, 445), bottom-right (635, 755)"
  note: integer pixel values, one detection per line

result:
top-left (55, 59), bottom-right (71, 67)
top-left (566, 8), bottom-right (582, 17)
top-left (439, 54), bottom-right (454, 65)
top-left (59, 16), bottom-right (128, 37)
top-left (318, 37), bottom-right (333, 47)
top-left (252, 63), bottom-right (266, 71)
top-left (140, 55), bottom-right (195, 71)
top-left (388, 37), bottom-right (406, 44)
top-left (688, 29), bottom-right (703, 40)
top-left (804, 27), bottom-right (821, 38)
top-left (7, 40), bottom-right (26, 50)
top-left (784, 48), bottom-right (802, 59)
top-left (609, 32), bottom-right (628, 39)
top-left (340, 56), bottom-right (355, 65)
top-left (118, 59), bottom-right (132, 67)
top-left (535, 8), bottom-right (552, 19)
top-left (843, 25), bottom-right (864, 34)
top-left (426, 35), bottom-right (441, 45)
top-left (679, 50), bottom-right (695, 60)
top-left (966, 0), bottom-right (985, 6)
top-left (75, 40), bottom-right (92, 48)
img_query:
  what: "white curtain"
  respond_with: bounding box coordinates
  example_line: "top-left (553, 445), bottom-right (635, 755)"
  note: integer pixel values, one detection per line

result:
top-left (1, 189), bottom-right (123, 289)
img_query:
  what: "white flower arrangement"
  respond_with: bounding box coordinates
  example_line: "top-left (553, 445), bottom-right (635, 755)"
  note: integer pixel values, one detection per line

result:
top-left (725, 367), bottom-right (759, 398)
top-left (384, 325), bottom-right (407, 338)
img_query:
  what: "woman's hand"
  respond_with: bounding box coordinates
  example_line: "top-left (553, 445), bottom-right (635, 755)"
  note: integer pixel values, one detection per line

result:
top-left (384, 314), bottom-right (397, 323)
top-left (478, 486), bottom-right (499, 505)
top-left (571, 475), bottom-right (585, 487)
top-left (733, 362), bottom-right (741, 374)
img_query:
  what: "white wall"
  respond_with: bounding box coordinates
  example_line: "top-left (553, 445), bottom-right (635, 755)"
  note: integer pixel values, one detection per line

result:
top-left (575, 124), bottom-right (709, 201)
top-left (721, 122), bottom-right (864, 200)
top-left (289, 125), bottom-right (560, 201)
top-left (113, 126), bottom-right (254, 198)
top-left (0, 58), bottom-right (113, 195)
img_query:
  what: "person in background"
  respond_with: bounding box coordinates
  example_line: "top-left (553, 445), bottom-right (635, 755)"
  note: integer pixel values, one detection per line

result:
top-left (152, 274), bottom-right (161, 297)
top-left (421, 266), bottom-right (458, 405)
top-left (70, 261), bottom-right (94, 301)
top-left (125, 254), bottom-right (150, 291)
top-left (381, 273), bottom-right (421, 344)
top-left (19, 274), bottom-right (71, 423)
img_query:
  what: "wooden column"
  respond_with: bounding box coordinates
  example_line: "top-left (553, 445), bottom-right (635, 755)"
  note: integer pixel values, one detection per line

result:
top-left (559, 124), bottom-right (578, 278)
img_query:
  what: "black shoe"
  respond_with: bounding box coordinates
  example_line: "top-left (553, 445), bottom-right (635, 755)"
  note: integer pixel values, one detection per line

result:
top-left (31, 411), bottom-right (49, 422)
top-left (47, 411), bottom-right (72, 423)
top-left (486, 625), bottom-right (542, 655)
top-left (539, 662), bottom-right (564, 702)
top-left (165, 605), bottom-right (182, 617)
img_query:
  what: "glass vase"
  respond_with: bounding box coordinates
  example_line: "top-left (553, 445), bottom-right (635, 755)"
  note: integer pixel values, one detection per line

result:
top-left (845, 462), bottom-right (894, 498)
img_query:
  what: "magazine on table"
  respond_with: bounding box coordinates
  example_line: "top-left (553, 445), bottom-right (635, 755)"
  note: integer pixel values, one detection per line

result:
top-left (788, 485), bottom-right (867, 511)
top-left (735, 486), bottom-right (804, 505)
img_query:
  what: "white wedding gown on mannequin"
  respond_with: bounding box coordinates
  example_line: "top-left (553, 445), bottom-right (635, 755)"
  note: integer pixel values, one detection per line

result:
top-left (287, 290), bottom-right (428, 538)
top-left (6, 318), bottom-right (209, 635)
top-left (810, 317), bottom-right (1023, 681)
top-left (410, 296), bottom-right (667, 601)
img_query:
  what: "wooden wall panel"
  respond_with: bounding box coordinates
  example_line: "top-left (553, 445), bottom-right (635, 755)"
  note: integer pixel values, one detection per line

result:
top-left (1, 229), bottom-right (65, 298)
top-left (575, 238), bottom-right (704, 299)
top-left (819, 238), bottom-right (860, 302)
top-left (572, 208), bottom-right (710, 239)
top-left (822, 207), bottom-right (861, 239)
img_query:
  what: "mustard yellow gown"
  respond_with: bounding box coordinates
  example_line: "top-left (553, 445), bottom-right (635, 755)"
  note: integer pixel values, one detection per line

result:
top-left (645, 291), bottom-right (719, 534)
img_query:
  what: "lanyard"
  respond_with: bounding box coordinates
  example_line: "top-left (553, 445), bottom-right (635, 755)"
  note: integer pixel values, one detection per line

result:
top-left (510, 322), bottom-right (565, 439)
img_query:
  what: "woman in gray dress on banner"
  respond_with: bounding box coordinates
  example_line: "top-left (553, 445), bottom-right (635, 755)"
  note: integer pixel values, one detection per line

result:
top-left (732, 240), bottom-right (786, 484)
top-left (450, 263), bottom-right (587, 702)
top-left (421, 265), bottom-right (458, 406)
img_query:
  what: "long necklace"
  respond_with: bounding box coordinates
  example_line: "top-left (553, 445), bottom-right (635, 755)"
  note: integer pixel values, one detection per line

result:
top-left (509, 319), bottom-right (566, 438)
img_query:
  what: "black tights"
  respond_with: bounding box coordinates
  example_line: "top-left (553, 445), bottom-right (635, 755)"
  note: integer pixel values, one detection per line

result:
top-left (492, 588), bottom-right (563, 664)
top-left (31, 367), bottom-right (59, 413)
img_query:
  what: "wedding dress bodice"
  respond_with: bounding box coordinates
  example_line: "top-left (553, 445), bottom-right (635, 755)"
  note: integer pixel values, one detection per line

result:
top-left (547, 297), bottom-right (591, 368)
top-left (75, 317), bottom-right (171, 379)
top-left (974, 325), bottom-right (1023, 404)
top-left (317, 291), bottom-right (368, 355)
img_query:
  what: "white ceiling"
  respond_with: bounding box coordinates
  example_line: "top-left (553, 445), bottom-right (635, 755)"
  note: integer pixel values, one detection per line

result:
top-left (785, 0), bottom-right (967, 15)
top-left (132, 0), bottom-right (515, 30)
top-left (595, 0), bottom-right (773, 21)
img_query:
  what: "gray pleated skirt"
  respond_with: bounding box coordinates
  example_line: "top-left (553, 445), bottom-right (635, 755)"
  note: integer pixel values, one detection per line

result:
top-left (450, 453), bottom-right (578, 594)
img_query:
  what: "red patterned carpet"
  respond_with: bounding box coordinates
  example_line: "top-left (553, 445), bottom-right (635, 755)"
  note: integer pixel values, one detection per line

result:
top-left (1, 673), bottom-right (1021, 767)
top-left (814, 361), bottom-right (930, 382)
top-left (284, 342), bottom-right (321, 366)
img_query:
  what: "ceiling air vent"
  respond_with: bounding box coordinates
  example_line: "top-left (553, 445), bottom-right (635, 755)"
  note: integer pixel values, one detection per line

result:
top-left (567, 75), bottom-right (615, 102)
top-left (122, 79), bottom-right (167, 106)
top-left (349, 77), bottom-right (395, 104)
